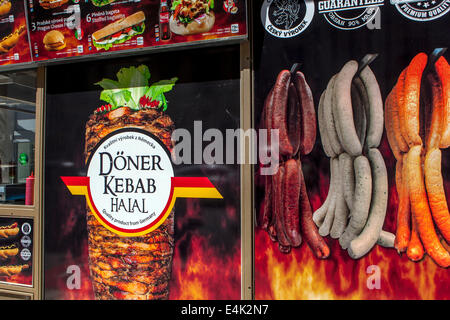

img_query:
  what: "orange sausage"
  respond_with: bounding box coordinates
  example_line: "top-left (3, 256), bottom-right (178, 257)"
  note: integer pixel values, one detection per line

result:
top-left (394, 156), bottom-right (411, 253)
top-left (400, 53), bottom-right (427, 147)
top-left (424, 148), bottom-right (450, 243)
top-left (406, 145), bottom-right (450, 268)
top-left (435, 56), bottom-right (450, 148)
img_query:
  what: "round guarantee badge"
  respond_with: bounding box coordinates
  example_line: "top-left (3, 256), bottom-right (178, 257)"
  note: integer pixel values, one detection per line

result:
top-left (318, 0), bottom-right (383, 30)
top-left (393, 0), bottom-right (450, 21)
top-left (261, 0), bottom-right (315, 38)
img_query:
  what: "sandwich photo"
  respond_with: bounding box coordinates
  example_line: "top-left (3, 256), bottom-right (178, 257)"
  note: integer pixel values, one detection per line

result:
top-left (92, 11), bottom-right (145, 51)
top-left (0, 0), bottom-right (11, 17)
top-left (170, 0), bottom-right (215, 35)
top-left (0, 25), bottom-right (26, 54)
top-left (43, 30), bottom-right (66, 51)
top-left (39, 0), bottom-right (69, 9)
top-left (91, 0), bottom-right (117, 7)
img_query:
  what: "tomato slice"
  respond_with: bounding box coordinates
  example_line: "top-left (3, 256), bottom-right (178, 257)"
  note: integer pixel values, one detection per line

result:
top-left (111, 31), bottom-right (123, 39)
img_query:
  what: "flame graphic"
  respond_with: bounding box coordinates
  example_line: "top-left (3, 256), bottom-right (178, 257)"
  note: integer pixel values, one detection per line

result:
top-left (170, 235), bottom-right (241, 300)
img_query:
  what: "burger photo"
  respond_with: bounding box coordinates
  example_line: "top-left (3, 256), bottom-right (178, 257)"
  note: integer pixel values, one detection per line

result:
top-left (39, 0), bottom-right (69, 10)
top-left (43, 30), bottom-right (66, 51)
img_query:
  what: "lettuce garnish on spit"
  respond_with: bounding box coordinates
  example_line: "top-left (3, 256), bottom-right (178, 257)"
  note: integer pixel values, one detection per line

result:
top-left (95, 65), bottom-right (177, 111)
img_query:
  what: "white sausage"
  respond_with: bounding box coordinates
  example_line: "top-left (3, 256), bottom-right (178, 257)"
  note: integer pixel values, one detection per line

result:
top-left (359, 66), bottom-right (384, 149)
top-left (323, 75), bottom-right (344, 156)
top-left (348, 149), bottom-right (388, 259)
top-left (333, 60), bottom-right (362, 156)
top-left (339, 155), bottom-right (372, 249)
top-left (319, 157), bottom-right (339, 236)
top-left (318, 91), bottom-right (336, 158)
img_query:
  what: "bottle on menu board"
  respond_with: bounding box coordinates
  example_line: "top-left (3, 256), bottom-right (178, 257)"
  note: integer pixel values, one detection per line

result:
top-left (159, 0), bottom-right (171, 41)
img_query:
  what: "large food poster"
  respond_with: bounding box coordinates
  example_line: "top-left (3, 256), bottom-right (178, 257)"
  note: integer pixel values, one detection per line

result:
top-left (254, 1), bottom-right (450, 299)
top-left (0, 217), bottom-right (33, 287)
top-left (44, 45), bottom-right (241, 299)
top-left (0, 0), bottom-right (32, 65)
top-left (26, 0), bottom-right (85, 60)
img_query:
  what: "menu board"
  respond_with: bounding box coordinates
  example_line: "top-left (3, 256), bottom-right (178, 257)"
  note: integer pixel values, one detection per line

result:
top-left (26, 0), bottom-right (84, 61)
top-left (21, 0), bottom-right (247, 63)
top-left (0, 0), bottom-right (31, 65)
top-left (0, 217), bottom-right (33, 287)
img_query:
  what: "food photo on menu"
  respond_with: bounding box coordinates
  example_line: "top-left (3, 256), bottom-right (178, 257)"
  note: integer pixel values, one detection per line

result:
top-left (38, 0), bottom-right (69, 10)
top-left (149, 0), bottom-right (246, 46)
top-left (169, 0), bottom-right (215, 35)
top-left (84, 0), bottom-right (147, 53)
top-left (91, 10), bottom-right (145, 50)
top-left (0, 0), bottom-right (31, 65)
top-left (26, 0), bottom-right (84, 60)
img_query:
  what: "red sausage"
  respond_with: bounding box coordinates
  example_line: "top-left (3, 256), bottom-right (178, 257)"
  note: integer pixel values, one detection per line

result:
top-left (294, 71), bottom-right (316, 155)
top-left (287, 83), bottom-right (301, 156)
top-left (271, 70), bottom-right (294, 158)
top-left (283, 159), bottom-right (302, 247)
top-left (298, 160), bottom-right (330, 259)
top-left (273, 163), bottom-right (291, 248)
top-left (260, 89), bottom-right (274, 230)
top-left (261, 174), bottom-right (273, 231)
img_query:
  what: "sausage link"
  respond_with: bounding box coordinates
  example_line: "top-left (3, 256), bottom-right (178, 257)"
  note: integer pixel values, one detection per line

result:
top-left (298, 161), bottom-right (330, 259)
top-left (318, 91), bottom-right (336, 158)
top-left (282, 159), bottom-right (302, 247)
top-left (287, 83), bottom-right (301, 156)
top-left (319, 158), bottom-right (339, 236)
top-left (340, 152), bottom-right (355, 211)
top-left (333, 60), bottom-right (363, 156)
top-left (294, 71), bottom-right (316, 155)
top-left (330, 154), bottom-right (351, 239)
top-left (339, 155), bottom-right (372, 249)
top-left (359, 66), bottom-right (384, 148)
top-left (271, 70), bottom-right (294, 157)
top-left (323, 76), bottom-right (344, 155)
top-left (313, 158), bottom-right (334, 227)
top-left (272, 163), bottom-right (291, 248)
top-left (348, 149), bottom-right (388, 259)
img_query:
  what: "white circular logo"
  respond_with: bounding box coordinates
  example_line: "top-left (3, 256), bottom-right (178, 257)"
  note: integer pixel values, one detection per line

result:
top-left (87, 129), bottom-right (174, 234)
top-left (318, 0), bottom-right (382, 30)
top-left (21, 236), bottom-right (32, 248)
top-left (261, 0), bottom-right (315, 38)
top-left (21, 222), bottom-right (31, 235)
top-left (393, 0), bottom-right (450, 21)
top-left (20, 248), bottom-right (31, 261)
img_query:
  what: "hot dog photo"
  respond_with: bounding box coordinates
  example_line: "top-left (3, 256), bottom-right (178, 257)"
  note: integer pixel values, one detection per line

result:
top-left (0, 0), bottom-right (31, 65)
top-left (254, 2), bottom-right (450, 300)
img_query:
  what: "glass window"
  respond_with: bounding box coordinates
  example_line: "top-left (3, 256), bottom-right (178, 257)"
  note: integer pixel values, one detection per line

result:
top-left (0, 70), bottom-right (36, 206)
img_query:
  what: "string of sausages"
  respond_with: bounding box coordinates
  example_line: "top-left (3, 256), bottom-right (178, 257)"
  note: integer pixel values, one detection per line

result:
top-left (314, 60), bottom-right (395, 259)
top-left (259, 69), bottom-right (330, 259)
top-left (386, 52), bottom-right (450, 268)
